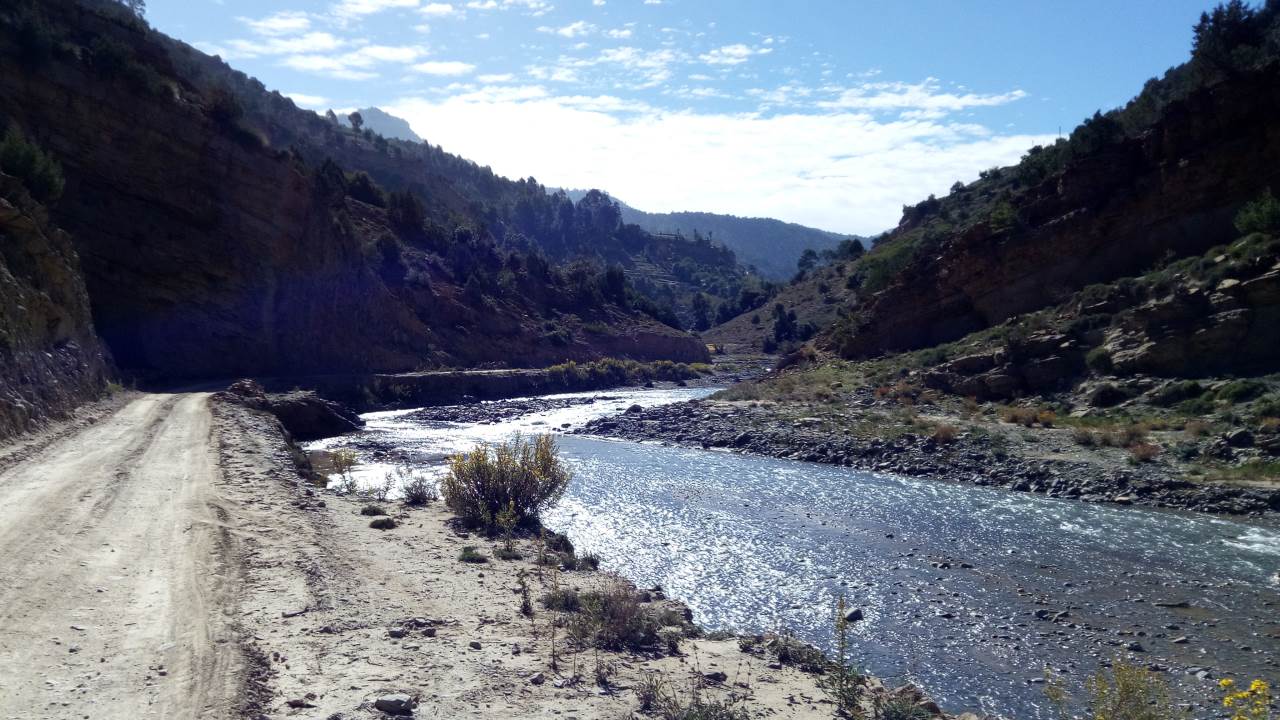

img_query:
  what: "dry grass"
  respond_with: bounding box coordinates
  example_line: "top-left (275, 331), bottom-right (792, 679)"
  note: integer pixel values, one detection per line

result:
top-left (931, 424), bottom-right (959, 443)
top-left (1128, 443), bottom-right (1161, 463)
top-left (1001, 405), bottom-right (1056, 428)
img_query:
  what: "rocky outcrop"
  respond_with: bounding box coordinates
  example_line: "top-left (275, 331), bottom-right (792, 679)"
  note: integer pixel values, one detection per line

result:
top-left (216, 379), bottom-right (363, 441)
top-left (837, 64), bottom-right (1280, 359)
top-left (0, 174), bottom-right (110, 439)
top-left (1107, 268), bottom-right (1280, 377)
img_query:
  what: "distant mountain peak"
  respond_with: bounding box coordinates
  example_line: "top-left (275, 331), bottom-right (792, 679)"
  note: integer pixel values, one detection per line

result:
top-left (339, 106), bottom-right (422, 143)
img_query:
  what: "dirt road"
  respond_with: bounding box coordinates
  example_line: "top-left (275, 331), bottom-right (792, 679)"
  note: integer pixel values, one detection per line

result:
top-left (0, 393), bottom-right (245, 720)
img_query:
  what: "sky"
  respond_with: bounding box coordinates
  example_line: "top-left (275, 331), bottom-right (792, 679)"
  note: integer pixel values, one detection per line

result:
top-left (150, 0), bottom-right (1225, 235)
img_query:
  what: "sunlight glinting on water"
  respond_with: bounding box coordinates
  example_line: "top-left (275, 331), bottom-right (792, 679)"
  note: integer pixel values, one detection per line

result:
top-left (308, 386), bottom-right (1280, 717)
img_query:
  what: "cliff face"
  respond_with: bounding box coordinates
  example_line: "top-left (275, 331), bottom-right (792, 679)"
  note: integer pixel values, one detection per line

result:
top-left (0, 1), bottom-right (705, 383)
top-left (0, 174), bottom-right (110, 439)
top-left (835, 64), bottom-right (1280, 358)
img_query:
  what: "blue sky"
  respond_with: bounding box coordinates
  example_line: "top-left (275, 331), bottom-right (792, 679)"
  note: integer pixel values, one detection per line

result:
top-left (150, 0), bottom-right (1224, 234)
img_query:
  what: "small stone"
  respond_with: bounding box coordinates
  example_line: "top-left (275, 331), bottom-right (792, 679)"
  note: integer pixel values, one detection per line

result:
top-left (388, 628), bottom-right (407, 639)
top-left (374, 693), bottom-right (417, 715)
top-left (1127, 642), bottom-right (1146, 652)
top-left (469, 640), bottom-right (482, 650)
top-left (844, 608), bottom-right (865, 623)
top-left (528, 672), bottom-right (545, 685)
top-left (1172, 636), bottom-right (1189, 644)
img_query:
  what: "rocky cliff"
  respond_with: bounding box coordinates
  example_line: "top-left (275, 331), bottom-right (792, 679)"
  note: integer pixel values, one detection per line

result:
top-left (0, 173), bottom-right (110, 439)
top-left (832, 63), bottom-right (1280, 359)
top-left (0, 0), bottom-right (706, 385)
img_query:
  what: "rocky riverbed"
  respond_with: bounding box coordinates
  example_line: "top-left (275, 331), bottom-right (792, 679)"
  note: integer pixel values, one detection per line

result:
top-left (577, 399), bottom-right (1280, 516)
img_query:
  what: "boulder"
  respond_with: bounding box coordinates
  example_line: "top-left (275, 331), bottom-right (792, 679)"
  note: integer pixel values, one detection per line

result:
top-left (220, 380), bottom-right (364, 440)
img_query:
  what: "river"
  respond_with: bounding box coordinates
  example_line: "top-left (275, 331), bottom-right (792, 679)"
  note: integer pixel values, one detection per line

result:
top-left (305, 385), bottom-right (1280, 718)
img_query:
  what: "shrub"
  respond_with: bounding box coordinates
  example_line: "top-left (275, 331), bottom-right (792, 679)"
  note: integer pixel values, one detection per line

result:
top-left (1102, 424), bottom-right (1149, 448)
top-left (1217, 380), bottom-right (1267, 403)
top-left (1235, 189), bottom-right (1280, 235)
top-left (1129, 443), bottom-right (1161, 463)
top-left (397, 467), bottom-right (438, 506)
top-left (931, 424), bottom-right (959, 443)
top-left (1073, 428), bottom-right (1098, 446)
top-left (0, 125), bottom-right (64, 203)
top-left (1184, 420), bottom-right (1212, 438)
top-left (360, 504), bottom-right (386, 516)
top-left (542, 588), bottom-right (581, 612)
top-left (346, 171), bottom-right (386, 207)
top-left (881, 698), bottom-right (933, 720)
top-left (576, 587), bottom-right (659, 651)
top-left (1036, 410), bottom-right (1057, 428)
top-left (1085, 660), bottom-right (1177, 720)
top-left (1086, 347), bottom-right (1114, 374)
top-left (578, 552), bottom-right (600, 571)
top-left (458, 546), bottom-right (487, 563)
top-left (494, 547), bottom-right (523, 560)
top-left (1149, 380), bottom-right (1204, 407)
top-left (766, 634), bottom-right (828, 673)
top-left (441, 434), bottom-right (571, 528)
top-left (369, 517), bottom-right (397, 530)
top-left (1218, 678), bottom-right (1272, 720)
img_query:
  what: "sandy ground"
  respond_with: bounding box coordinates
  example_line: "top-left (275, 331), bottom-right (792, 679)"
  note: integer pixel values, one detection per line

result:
top-left (0, 393), bottom-right (838, 719)
top-left (214, 401), bottom-right (837, 719)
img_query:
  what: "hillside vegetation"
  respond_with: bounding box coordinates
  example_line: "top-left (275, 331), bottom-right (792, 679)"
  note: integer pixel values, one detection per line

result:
top-left (566, 189), bottom-right (857, 281)
top-left (0, 0), bottom-right (712, 386)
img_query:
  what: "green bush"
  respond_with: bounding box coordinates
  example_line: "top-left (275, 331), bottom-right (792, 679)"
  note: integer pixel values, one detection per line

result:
top-left (346, 171), bottom-right (386, 207)
top-left (1235, 189), bottom-right (1280, 235)
top-left (541, 588), bottom-right (581, 612)
top-left (0, 125), bottom-right (64, 203)
top-left (441, 434), bottom-right (570, 528)
top-left (1217, 379), bottom-right (1267, 403)
top-left (458, 545), bottom-right (487, 563)
top-left (1086, 346), bottom-right (1114, 374)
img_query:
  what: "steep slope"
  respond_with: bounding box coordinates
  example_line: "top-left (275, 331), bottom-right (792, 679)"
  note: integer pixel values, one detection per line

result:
top-left (566, 189), bottom-right (855, 280)
top-left (0, 171), bottom-right (110, 439)
top-left (711, 6), bottom-right (1280, 358)
top-left (832, 62), bottom-right (1280, 359)
top-left (0, 0), bottom-right (707, 383)
top-left (156, 47), bottom-right (747, 325)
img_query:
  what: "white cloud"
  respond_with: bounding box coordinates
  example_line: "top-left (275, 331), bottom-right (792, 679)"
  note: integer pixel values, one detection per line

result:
top-left (538, 20), bottom-right (594, 38)
top-left (280, 43), bottom-right (426, 80)
top-left (818, 78), bottom-right (1026, 114)
top-left (593, 0), bottom-right (605, 5)
top-left (478, 72), bottom-right (516, 83)
top-left (413, 60), bottom-right (477, 75)
top-left (464, 0), bottom-right (553, 15)
top-left (285, 91), bottom-right (330, 108)
top-left (331, 0), bottom-right (420, 19)
top-left (419, 2), bottom-right (459, 16)
top-left (699, 43), bottom-right (772, 66)
top-left (226, 32), bottom-right (347, 59)
top-left (384, 92), bottom-right (1051, 234)
top-left (239, 11), bottom-right (311, 36)
top-left (604, 28), bottom-right (632, 39)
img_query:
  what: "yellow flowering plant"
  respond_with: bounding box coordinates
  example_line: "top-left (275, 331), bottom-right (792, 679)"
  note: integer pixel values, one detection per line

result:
top-left (1220, 678), bottom-right (1272, 720)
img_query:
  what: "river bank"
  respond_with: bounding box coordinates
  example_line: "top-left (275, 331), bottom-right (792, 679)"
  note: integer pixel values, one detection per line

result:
top-left (215, 396), bottom-right (971, 719)
top-left (301, 382), bottom-right (1280, 718)
top-left (578, 393), bottom-right (1280, 516)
